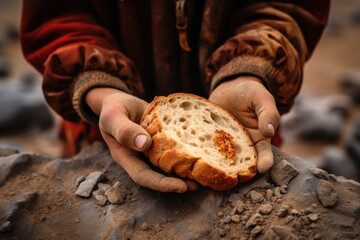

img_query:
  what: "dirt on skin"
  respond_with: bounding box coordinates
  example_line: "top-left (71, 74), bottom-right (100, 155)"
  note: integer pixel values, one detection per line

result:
top-left (0, 142), bottom-right (359, 240)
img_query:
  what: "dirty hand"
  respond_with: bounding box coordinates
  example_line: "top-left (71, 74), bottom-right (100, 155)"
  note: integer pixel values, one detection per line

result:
top-left (209, 76), bottom-right (280, 173)
top-left (86, 88), bottom-right (195, 193)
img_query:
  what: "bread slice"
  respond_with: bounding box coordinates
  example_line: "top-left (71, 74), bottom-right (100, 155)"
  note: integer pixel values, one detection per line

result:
top-left (140, 93), bottom-right (257, 191)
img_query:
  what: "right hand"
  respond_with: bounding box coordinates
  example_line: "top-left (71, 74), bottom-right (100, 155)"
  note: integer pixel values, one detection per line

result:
top-left (86, 88), bottom-right (195, 193)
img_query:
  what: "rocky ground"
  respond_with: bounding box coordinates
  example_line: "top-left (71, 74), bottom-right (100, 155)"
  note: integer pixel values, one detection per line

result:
top-left (1, 143), bottom-right (359, 240)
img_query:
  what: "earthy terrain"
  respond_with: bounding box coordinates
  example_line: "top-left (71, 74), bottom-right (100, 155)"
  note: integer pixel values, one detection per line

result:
top-left (1, 143), bottom-right (359, 239)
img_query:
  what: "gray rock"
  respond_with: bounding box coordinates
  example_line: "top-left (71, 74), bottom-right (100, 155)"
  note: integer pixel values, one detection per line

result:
top-left (92, 190), bottom-right (108, 206)
top-left (0, 82), bottom-right (54, 134)
top-left (0, 153), bottom-right (31, 185)
top-left (316, 179), bottom-right (338, 208)
top-left (270, 159), bottom-right (299, 186)
top-left (75, 171), bottom-right (105, 198)
top-left (281, 94), bottom-right (351, 142)
top-left (340, 70), bottom-right (360, 103)
top-left (0, 145), bottom-right (19, 157)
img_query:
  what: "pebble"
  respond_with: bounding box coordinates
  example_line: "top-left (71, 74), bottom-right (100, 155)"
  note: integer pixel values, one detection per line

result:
top-left (98, 183), bottom-right (111, 192)
top-left (75, 171), bottom-right (105, 198)
top-left (230, 215), bottom-right (240, 223)
top-left (231, 201), bottom-right (245, 214)
top-left (308, 213), bottom-right (319, 222)
top-left (223, 216), bottom-right (232, 224)
top-left (246, 213), bottom-right (264, 228)
top-left (105, 181), bottom-right (128, 205)
top-left (92, 190), bottom-right (107, 206)
top-left (249, 190), bottom-right (264, 203)
top-left (274, 187), bottom-right (282, 198)
top-left (278, 204), bottom-right (289, 218)
top-left (258, 203), bottom-right (273, 215)
top-left (290, 209), bottom-right (299, 215)
top-left (218, 228), bottom-right (226, 237)
top-left (250, 226), bottom-right (262, 239)
top-left (266, 189), bottom-right (273, 201)
top-left (316, 179), bottom-right (338, 208)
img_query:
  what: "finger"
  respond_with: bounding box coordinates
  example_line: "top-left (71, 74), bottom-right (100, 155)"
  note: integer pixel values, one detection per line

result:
top-left (99, 103), bottom-right (151, 152)
top-left (103, 133), bottom-right (188, 193)
top-left (254, 138), bottom-right (273, 174)
top-left (183, 179), bottom-right (199, 191)
top-left (252, 90), bottom-right (280, 138)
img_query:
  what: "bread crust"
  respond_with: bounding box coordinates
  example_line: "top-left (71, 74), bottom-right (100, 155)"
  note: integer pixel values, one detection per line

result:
top-left (141, 93), bottom-right (257, 191)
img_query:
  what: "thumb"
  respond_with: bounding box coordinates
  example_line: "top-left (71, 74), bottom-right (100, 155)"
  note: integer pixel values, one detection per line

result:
top-left (99, 104), bottom-right (152, 152)
top-left (253, 90), bottom-right (280, 138)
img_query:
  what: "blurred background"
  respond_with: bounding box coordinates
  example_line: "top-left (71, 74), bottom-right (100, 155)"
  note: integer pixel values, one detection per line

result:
top-left (0, 0), bottom-right (359, 181)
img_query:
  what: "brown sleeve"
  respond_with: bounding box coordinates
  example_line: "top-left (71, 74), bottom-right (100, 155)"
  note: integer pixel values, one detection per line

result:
top-left (205, 1), bottom-right (330, 114)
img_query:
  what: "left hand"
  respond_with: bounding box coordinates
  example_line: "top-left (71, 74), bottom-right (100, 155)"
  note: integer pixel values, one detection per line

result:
top-left (209, 76), bottom-right (280, 173)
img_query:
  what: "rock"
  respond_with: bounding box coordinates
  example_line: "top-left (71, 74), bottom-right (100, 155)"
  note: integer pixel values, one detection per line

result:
top-left (308, 213), bottom-right (319, 222)
top-left (0, 83), bottom-right (54, 134)
top-left (278, 204), bottom-right (290, 218)
top-left (340, 70), bottom-right (360, 103)
top-left (76, 176), bottom-right (85, 187)
top-left (265, 189), bottom-right (273, 201)
top-left (231, 200), bottom-right (245, 215)
top-left (92, 190), bottom-right (107, 206)
top-left (230, 215), bottom-right (240, 223)
top-left (104, 181), bottom-right (128, 205)
top-left (75, 171), bottom-right (105, 198)
top-left (249, 225), bottom-right (262, 239)
top-left (0, 192), bottom-right (37, 233)
top-left (316, 179), bottom-right (338, 208)
top-left (249, 190), bottom-right (264, 203)
top-left (318, 147), bottom-right (359, 182)
top-left (281, 94), bottom-right (351, 142)
top-left (246, 213), bottom-right (264, 228)
top-left (258, 204), bottom-right (273, 215)
top-left (0, 153), bottom-right (31, 185)
top-left (270, 159), bottom-right (299, 186)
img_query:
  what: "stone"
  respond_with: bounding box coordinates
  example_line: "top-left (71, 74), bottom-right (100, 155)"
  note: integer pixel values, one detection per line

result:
top-left (0, 83), bottom-right (54, 134)
top-left (246, 213), bottom-right (264, 228)
top-left (249, 225), bottom-right (262, 239)
top-left (270, 159), bottom-right (299, 186)
top-left (340, 70), bottom-right (360, 103)
top-left (278, 204), bottom-right (289, 218)
top-left (104, 181), bottom-right (128, 205)
top-left (249, 190), bottom-right (264, 203)
top-left (230, 215), bottom-right (240, 223)
top-left (0, 153), bottom-right (31, 185)
top-left (0, 145), bottom-right (19, 157)
top-left (316, 179), bottom-right (338, 208)
top-left (318, 147), bottom-right (359, 182)
top-left (308, 213), bottom-right (319, 222)
top-left (258, 204), bottom-right (273, 215)
top-left (92, 190), bottom-right (107, 206)
top-left (281, 94), bottom-right (351, 142)
top-left (75, 171), bottom-right (105, 198)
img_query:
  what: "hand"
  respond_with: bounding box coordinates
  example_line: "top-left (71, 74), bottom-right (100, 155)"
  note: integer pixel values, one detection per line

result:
top-left (86, 88), bottom-right (196, 192)
top-left (209, 76), bottom-right (280, 173)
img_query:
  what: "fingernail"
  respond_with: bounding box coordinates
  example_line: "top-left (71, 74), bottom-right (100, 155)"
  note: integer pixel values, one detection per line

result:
top-left (267, 124), bottom-right (275, 136)
top-left (135, 134), bottom-right (148, 150)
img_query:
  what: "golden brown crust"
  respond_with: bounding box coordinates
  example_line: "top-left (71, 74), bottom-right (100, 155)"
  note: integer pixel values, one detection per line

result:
top-left (141, 93), bottom-right (257, 191)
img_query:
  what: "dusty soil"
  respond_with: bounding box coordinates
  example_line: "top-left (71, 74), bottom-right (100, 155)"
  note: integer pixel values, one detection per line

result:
top-left (0, 143), bottom-right (359, 240)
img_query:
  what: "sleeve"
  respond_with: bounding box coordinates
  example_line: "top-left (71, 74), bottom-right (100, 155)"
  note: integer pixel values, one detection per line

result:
top-left (20, 0), bottom-right (144, 122)
top-left (205, 1), bottom-right (330, 114)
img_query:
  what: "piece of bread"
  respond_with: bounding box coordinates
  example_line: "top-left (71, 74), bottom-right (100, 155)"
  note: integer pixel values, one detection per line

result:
top-left (140, 93), bottom-right (257, 191)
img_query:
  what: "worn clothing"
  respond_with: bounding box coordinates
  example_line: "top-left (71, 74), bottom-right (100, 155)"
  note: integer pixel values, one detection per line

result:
top-left (21, 0), bottom-right (329, 155)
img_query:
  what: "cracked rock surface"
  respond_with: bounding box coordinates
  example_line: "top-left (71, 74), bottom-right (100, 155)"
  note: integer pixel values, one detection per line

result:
top-left (0, 142), bottom-right (359, 240)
